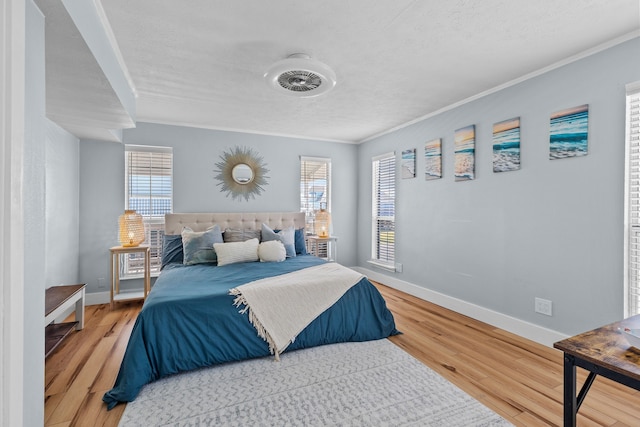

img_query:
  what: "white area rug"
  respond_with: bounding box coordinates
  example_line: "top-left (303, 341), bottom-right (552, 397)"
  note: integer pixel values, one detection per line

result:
top-left (119, 339), bottom-right (512, 426)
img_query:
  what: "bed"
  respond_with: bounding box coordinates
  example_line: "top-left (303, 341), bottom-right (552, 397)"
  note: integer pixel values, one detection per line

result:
top-left (103, 212), bottom-right (398, 409)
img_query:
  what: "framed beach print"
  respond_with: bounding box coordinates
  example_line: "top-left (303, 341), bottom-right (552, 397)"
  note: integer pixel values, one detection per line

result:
top-left (401, 148), bottom-right (416, 179)
top-left (454, 125), bottom-right (475, 181)
top-left (549, 104), bottom-right (588, 160)
top-left (493, 117), bottom-right (520, 172)
top-left (425, 138), bottom-right (442, 180)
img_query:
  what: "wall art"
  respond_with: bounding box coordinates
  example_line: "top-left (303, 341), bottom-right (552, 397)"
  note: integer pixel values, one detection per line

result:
top-left (549, 104), bottom-right (589, 160)
top-left (493, 117), bottom-right (521, 172)
top-left (424, 138), bottom-right (442, 180)
top-left (401, 148), bottom-right (416, 179)
top-left (214, 146), bottom-right (269, 201)
top-left (454, 125), bottom-right (475, 181)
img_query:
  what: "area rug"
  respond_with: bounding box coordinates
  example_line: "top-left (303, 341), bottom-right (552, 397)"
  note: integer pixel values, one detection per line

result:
top-left (118, 339), bottom-right (512, 426)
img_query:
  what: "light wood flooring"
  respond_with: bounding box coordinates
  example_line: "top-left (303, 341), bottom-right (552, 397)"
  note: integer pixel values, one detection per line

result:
top-left (45, 283), bottom-right (640, 426)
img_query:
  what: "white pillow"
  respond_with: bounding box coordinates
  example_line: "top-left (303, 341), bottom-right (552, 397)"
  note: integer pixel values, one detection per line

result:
top-left (213, 238), bottom-right (259, 266)
top-left (258, 240), bottom-right (286, 263)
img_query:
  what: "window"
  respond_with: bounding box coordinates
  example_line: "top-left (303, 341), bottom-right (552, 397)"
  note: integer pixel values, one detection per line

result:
top-left (625, 81), bottom-right (640, 316)
top-left (124, 145), bottom-right (173, 276)
top-left (300, 156), bottom-right (331, 235)
top-left (371, 152), bottom-right (396, 269)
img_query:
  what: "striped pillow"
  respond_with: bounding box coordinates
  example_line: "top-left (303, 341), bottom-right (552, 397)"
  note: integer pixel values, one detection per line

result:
top-left (213, 238), bottom-right (259, 266)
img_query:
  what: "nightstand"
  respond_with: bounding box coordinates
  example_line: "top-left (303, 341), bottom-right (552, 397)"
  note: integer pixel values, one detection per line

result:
top-left (109, 245), bottom-right (151, 310)
top-left (306, 235), bottom-right (338, 262)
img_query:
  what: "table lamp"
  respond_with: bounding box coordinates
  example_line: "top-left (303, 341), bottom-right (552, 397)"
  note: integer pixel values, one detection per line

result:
top-left (315, 206), bottom-right (331, 238)
top-left (118, 210), bottom-right (145, 247)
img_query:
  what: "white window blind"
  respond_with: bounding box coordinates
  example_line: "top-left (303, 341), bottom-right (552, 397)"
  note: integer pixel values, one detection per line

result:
top-left (300, 156), bottom-right (331, 235)
top-left (124, 145), bottom-right (173, 276)
top-left (371, 152), bottom-right (396, 267)
top-left (625, 81), bottom-right (640, 316)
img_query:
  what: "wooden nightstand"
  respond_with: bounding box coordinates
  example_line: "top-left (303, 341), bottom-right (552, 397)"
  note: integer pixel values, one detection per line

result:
top-left (109, 245), bottom-right (151, 310)
top-left (306, 235), bottom-right (338, 262)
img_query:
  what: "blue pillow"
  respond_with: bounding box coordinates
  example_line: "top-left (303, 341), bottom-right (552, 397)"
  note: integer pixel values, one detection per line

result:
top-left (261, 223), bottom-right (296, 258)
top-left (181, 225), bottom-right (224, 265)
top-left (294, 228), bottom-right (308, 255)
top-left (161, 234), bottom-right (183, 269)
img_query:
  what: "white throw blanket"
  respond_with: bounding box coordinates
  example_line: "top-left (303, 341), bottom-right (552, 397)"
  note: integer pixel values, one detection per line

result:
top-left (229, 263), bottom-right (364, 360)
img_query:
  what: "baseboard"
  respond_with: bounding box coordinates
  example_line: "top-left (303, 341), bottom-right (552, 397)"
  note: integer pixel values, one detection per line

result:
top-left (86, 291), bottom-right (111, 306)
top-left (352, 266), bottom-right (568, 348)
top-left (84, 269), bottom-right (568, 347)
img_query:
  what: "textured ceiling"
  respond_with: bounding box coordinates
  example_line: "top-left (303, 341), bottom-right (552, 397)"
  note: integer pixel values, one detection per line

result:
top-left (43, 0), bottom-right (640, 143)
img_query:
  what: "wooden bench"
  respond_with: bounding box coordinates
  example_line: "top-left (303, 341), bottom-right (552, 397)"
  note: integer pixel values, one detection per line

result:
top-left (45, 284), bottom-right (85, 358)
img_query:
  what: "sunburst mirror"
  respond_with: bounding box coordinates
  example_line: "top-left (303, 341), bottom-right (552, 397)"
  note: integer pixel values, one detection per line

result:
top-left (214, 147), bottom-right (270, 201)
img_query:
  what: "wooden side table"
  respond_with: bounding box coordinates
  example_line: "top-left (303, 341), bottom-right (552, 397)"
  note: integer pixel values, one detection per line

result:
top-left (306, 235), bottom-right (338, 262)
top-left (554, 315), bottom-right (640, 426)
top-left (109, 245), bottom-right (151, 310)
top-left (45, 283), bottom-right (85, 358)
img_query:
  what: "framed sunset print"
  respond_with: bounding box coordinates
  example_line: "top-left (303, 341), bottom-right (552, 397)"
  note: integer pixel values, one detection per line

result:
top-left (493, 117), bottom-right (520, 172)
top-left (454, 125), bottom-right (475, 181)
top-left (425, 138), bottom-right (442, 180)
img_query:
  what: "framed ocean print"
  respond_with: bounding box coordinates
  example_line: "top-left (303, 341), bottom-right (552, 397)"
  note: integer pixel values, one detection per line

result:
top-left (425, 138), bottom-right (442, 180)
top-left (454, 125), bottom-right (475, 181)
top-left (493, 117), bottom-right (521, 172)
top-left (549, 104), bottom-right (589, 160)
top-left (401, 148), bottom-right (416, 179)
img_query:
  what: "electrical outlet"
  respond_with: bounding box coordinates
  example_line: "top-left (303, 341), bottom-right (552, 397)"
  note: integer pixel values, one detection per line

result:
top-left (395, 263), bottom-right (403, 273)
top-left (534, 297), bottom-right (552, 316)
top-left (97, 278), bottom-right (106, 289)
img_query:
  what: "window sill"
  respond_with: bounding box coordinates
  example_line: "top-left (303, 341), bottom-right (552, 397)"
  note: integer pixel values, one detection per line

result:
top-left (367, 259), bottom-right (396, 272)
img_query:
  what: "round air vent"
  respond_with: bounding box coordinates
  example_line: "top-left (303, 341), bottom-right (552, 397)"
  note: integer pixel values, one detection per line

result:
top-left (264, 54), bottom-right (336, 98)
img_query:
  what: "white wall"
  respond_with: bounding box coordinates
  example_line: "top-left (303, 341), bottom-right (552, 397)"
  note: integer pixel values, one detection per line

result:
top-left (356, 37), bottom-right (640, 338)
top-left (45, 119), bottom-right (80, 287)
top-left (24, 1), bottom-right (46, 425)
top-left (79, 123), bottom-right (359, 295)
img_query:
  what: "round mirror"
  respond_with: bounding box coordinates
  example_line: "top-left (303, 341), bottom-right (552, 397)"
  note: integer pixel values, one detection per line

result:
top-left (231, 164), bottom-right (254, 184)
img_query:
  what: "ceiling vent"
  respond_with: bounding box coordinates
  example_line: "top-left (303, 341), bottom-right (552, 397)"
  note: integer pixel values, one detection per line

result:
top-left (264, 54), bottom-right (337, 98)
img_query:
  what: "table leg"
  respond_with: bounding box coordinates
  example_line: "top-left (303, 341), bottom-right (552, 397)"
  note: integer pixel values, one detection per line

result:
top-left (74, 287), bottom-right (85, 330)
top-left (109, 252), bottom-right (114, 310)
top-left (563, 353), bottom-right (577, 427)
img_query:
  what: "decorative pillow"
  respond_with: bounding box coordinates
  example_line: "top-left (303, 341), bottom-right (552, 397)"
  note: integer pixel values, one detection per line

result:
top-left (161, 234), bottom-right (183, 269)
top-left (294, 228), bottom-right (308, 255)
top-left (261, 224), bottom-right (296, 258)
top-left (214, 238), bottom-right (260, 266)
top-left (181, 225), bottom-right (223, 265)
top-left (223, 228), bottom-right (262, 243)
top-left (258, 240), bottom-right (286, 263)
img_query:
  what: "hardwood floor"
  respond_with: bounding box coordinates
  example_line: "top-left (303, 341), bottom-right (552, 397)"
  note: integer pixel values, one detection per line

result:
top-left (45, 284), bottom-right (640, 426)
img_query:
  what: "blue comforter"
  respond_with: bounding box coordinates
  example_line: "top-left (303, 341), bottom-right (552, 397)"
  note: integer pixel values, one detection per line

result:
top-left (103, 256), bottom-right (398, 409)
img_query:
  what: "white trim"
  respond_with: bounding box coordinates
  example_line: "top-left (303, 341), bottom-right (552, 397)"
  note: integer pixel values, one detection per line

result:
top-left (299, 155), bottom-right (331, 163)
top-left (366, 259), bottom-right (396, 272)
top-left (372, 151), bottom-right (395, 162)
top-left (124, 144), bottom-right (173, 154)
top-left (627, 80), bottom-right (640, 95)
top-left (361, 30), bottom-right (640, 143)
top-left (353, 267), bottom-right (568, 347)
top-left (85, 291), bottom-right (111, 306)
top-left (1, 0), bottom-right (26, 424)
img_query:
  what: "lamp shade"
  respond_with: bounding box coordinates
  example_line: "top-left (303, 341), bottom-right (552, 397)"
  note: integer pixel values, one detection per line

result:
top-left (118, 210), bottom-right (145, 247)
top-left (315, 207), bottom-right (331, 238)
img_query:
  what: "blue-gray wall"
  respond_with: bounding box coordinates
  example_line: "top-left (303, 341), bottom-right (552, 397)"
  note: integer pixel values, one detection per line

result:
top-left (45, 119), bottom-right (80, 287)
top-left (356, 37), bottom-right (640, 337)
top-left (79, 125), bottom-right (358, 295)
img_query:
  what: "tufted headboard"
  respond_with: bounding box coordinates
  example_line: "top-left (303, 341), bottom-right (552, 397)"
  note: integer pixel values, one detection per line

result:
top-left (165, 212), bottom-right (306, 235)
